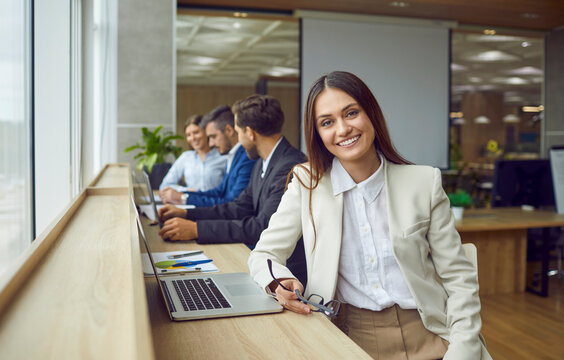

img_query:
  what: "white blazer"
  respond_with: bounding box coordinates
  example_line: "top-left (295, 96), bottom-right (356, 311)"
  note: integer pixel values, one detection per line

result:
top-left (249, 158), bottom-right (491, 360)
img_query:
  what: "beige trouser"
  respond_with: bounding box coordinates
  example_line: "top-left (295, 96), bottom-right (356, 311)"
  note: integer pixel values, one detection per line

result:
top-left (333, 304), bottom-right (449, 360)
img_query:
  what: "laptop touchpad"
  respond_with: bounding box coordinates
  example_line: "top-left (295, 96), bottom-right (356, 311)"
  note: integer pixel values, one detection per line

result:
top-left (225, 284), bottom-right (262, 296)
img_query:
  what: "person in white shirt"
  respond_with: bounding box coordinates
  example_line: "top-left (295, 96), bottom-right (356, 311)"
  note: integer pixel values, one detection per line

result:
top-left (159, 114), bottom-right (226, 203)
top-left (248, 71), bottom-right (491, 360)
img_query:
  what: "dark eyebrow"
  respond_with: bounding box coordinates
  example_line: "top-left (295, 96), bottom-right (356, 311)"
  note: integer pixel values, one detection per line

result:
top-left (316, 103), bottom-right (358, 121)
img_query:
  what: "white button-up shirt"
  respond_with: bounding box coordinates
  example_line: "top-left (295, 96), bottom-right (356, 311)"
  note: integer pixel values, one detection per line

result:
top-left (159, 147), bottom-right (226, 191)
top-left (226, 142), bottom-right (242, 173)
top-left (332, 156), bottom-right (416, 311)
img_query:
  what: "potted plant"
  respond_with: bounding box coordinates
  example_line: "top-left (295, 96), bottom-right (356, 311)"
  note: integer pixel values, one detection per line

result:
top-left (447, 189), bottom-right (473, 220)
top-left (124, 125), bottom-right (183, 189)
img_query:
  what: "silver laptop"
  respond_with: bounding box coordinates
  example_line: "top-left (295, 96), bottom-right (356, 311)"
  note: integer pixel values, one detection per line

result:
top-left (132, 198), bottom-right (282, 321)
top-left (141, 171), bottom-right (165, 227)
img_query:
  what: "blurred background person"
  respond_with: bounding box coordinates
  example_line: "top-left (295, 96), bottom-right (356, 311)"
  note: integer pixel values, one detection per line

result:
top-left (159, 114), bottom-right (226, 197)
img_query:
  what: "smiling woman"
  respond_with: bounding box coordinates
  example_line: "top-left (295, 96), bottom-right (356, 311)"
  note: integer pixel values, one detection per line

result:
top-left (249, 71), bottom-right (492, 359)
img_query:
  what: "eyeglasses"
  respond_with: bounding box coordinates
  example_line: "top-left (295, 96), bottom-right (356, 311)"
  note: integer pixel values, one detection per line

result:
top-left (267, 259), bottom-right (342, 319)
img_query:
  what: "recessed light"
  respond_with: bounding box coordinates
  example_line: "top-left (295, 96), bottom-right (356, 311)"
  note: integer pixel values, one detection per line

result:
top-left (483, 29), bottom-right (496, 35)
top-left (503, 114), bottom-right (520, 123)
top-left (450, 112), bottom-right (464, 118)
top-left (233, 12), bottom-right (248, 18)
top-left (474, 115), bottom-right (491, 124)
top-left (521, 41), bottom-right (532, 47)
top-left (521, 13), bottom-right (540, 19)
top-left (389, 1), bottom-right (410, 8)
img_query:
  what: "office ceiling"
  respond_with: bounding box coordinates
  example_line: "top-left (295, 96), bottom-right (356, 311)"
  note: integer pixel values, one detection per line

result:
top-left (176, 0), bottom-right (553, 108)
top-left (178, 0), bottom-right (564, 31)
top-left (176, 13), bottom-right (543, 108)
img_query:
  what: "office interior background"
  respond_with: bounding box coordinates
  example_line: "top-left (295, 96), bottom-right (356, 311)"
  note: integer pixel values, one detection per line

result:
top-left (1, 1), bottom-right (564, 352)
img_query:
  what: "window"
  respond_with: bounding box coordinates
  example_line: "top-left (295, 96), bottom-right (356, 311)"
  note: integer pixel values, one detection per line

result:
top-left (0, 1), bottom-right (33, 277)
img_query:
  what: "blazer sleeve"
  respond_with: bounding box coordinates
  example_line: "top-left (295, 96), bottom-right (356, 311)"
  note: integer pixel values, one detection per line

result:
top-left (192, 162), bottom-right (289, 246)
top-left (426, 168), bottom-right (485, 360)
top-left (248, 168), bottom-right (305, 290)
top-left (186, 154), bottom-right (255, 207)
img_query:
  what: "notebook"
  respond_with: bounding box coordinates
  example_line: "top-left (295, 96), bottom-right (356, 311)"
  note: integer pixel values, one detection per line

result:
top-left (133, 199), bottom-right (282, 321)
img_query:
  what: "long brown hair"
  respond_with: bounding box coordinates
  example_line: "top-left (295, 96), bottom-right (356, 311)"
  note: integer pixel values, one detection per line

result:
top-left (291, 71), bottom-right (411, 249)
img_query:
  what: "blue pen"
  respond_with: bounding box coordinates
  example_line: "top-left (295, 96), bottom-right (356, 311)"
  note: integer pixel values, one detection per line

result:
top-left (171, 259), bottom-right (213, 268)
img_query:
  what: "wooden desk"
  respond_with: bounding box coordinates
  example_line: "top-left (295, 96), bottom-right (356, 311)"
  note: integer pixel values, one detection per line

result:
top-left (0, 164), bottom-right (153, 359)
top-left (455, 208), bottom-right (564, 296)
top-left (140, 218), bottom-right (371, 360)
top-left (0, 165), bottom-right (370, 359)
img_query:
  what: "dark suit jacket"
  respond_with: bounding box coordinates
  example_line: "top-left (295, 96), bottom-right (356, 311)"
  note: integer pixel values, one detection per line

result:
top-left (186, 137), bottom-right (308, 286)
top-left (185, 145), bottom-right (255, 207)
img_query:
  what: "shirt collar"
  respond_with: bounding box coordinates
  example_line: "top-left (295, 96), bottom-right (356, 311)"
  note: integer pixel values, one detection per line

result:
top-left (261, 137), bottom-right (283, 177)
top-left (331, 154), bottom-right (386, 203)
top-left (229, 142), bottom-right (242, 156)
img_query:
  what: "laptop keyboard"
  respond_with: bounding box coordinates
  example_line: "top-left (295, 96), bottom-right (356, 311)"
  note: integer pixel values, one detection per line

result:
top-left (171, 278), bottom-right (231, 312)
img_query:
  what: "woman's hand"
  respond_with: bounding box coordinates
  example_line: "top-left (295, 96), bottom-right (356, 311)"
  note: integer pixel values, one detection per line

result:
top-left (274, 279), bottom-right (311, 315)
top-left (159, 187), bottom-right (183, 204)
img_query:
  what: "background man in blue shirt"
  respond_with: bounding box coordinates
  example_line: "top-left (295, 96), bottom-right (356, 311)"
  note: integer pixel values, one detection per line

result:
top-left (160, 105), bottom-right (255, 206)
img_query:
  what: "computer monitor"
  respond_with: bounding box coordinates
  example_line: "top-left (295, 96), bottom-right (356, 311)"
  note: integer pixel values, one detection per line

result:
top-left (491, 159), bottom-right (555, 209)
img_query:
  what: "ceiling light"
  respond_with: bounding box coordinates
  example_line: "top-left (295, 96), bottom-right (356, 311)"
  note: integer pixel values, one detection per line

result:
top-left (470, 34), bottom-right (525, 42)
top-left (505, 66), bottom-right (542, 76)
top-left (451, 63), bottom-right (468, 71)
top-left (465, 50), bottom-right (520, 62)
top-left (452, 118), bottom-right (466, 125)
top-left (483, 29), bottom-right (496, 35)
top-left (266, 66), bottom-right (299, 77)
top-left (474, 115), bottom-right (491, 124)
top-left (389, 1), bottom-right (410, 8)
top-left (503, 114), bottom-right (520, 123)
top-left (491, 77), bottom-right (528, 85)
top-left (522, 105), bottom-right (543, 112)
top-left (450, 112), bottom-right (464, 118)
top-left (233, 12), bottom-right (248, 18)
top-left (521, 41), bottom-right (532, 47)
top-left (521, 13), bottom-right (540, 19)
top-left (181, 55), bottom-right (221, 65)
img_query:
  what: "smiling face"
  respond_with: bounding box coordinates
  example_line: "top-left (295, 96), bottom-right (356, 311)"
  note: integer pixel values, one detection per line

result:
top-left (314, 87), bottom-right (379, 171)
top-left (185, 124), bottom-right (208, 152)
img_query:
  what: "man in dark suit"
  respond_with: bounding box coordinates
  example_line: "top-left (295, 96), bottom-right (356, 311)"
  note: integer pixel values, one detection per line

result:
top-left (158, 95), bottom-right (307, 285)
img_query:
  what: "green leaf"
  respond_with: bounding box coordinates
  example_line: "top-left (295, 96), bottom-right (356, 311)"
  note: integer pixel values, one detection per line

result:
top-left (123, 144), bottom-right (140, 153)
top-left (145, 153), bottom-right (158, 173)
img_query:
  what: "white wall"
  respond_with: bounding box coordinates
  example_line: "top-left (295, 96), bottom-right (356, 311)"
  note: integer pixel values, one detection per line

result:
top-left (117, 0), bottom-right (175, 166)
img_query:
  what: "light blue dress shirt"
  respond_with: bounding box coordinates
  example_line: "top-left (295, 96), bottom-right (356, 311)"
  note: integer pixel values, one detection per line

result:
top-left (159, 147), bottom-right (227, 191)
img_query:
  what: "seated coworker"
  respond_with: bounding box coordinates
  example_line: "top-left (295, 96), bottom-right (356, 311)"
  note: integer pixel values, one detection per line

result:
top-left (158, 95), bottom-right (308, 286)
top-left (159, 114), bottom-right (226, 193)
top-left (160, 105), bottom-right (255, 206)
top-left (248, 72), bottom-right (491, 360)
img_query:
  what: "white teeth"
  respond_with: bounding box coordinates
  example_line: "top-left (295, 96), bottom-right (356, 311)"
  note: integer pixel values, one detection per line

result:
top-left (339, 135), bottom-right (360, 146)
